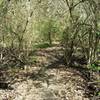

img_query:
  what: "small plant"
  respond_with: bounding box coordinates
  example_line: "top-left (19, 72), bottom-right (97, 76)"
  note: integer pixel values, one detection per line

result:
top-left (90, 61), bottom-right (100, 71)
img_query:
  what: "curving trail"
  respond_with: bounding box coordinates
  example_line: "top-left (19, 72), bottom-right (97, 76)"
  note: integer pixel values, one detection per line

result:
top-left (0, 45), bottom-right (91, 100)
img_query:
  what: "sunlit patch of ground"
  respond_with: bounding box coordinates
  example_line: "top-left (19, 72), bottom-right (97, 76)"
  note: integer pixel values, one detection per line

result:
top-left (0, 67), bottom-right (89, 100)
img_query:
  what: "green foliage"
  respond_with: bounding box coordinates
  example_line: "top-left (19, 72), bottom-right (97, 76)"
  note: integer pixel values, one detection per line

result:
top-left (96, 32), bottom-right (100, 37)
top-left (35, 18), bottom-right (62, 43)
top-left (98, 92), bottom-right (100, 96)
top-left (90, 61), bottom-right (100, 71)
top-left (0, 0), bottom-right (3, 6)
top-left (33, 42), bottom-right (51, 49)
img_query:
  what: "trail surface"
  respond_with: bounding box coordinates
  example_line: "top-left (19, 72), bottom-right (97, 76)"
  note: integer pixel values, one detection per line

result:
top-left (0, 45), bottom-right (92, 100)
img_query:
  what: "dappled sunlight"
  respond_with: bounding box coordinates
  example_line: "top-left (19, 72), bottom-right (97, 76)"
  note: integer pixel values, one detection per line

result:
top-left (0, 0), bottom-right (99, 100)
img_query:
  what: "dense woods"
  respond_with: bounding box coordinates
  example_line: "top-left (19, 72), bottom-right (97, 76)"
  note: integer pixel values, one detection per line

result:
top-left (0, 0), bottom-right (100, 100)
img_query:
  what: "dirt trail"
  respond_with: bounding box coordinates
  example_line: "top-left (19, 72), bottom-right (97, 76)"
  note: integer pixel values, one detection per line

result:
top-left (0, 45), bottom-right (91, 100)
